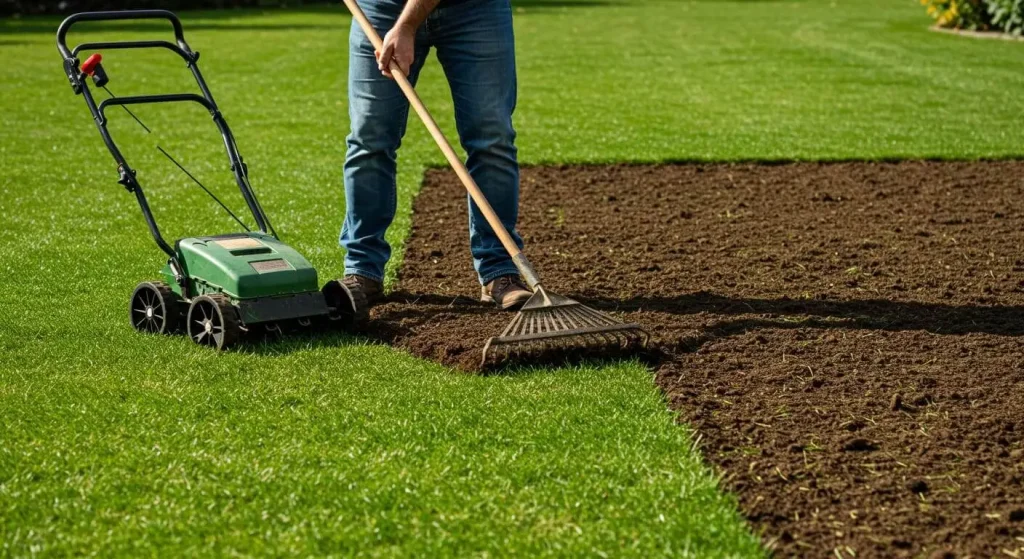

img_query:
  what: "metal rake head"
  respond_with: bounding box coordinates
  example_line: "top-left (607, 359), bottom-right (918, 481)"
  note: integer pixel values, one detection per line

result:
top-left (481, 286), bottom-right (650, 368)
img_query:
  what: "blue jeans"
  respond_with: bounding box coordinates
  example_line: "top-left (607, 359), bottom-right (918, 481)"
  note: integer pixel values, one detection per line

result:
top-left (341, 0), bottom-right (523, 285)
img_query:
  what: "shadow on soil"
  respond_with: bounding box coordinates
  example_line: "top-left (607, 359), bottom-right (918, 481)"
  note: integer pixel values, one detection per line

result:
top-left (222, 289), bottom-right (1024, 366)
top-left (584, 290), bottom-right (1024, 347)
top-left (363, 291), bottom-right (656, 374)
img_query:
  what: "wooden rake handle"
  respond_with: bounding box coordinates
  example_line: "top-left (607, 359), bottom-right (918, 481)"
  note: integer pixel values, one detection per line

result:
top-left (342, 0), bottom-right (524, 263)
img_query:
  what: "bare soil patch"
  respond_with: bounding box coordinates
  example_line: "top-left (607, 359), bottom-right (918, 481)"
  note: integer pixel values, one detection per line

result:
top-left (366, 161), bottom-right (1024, 557)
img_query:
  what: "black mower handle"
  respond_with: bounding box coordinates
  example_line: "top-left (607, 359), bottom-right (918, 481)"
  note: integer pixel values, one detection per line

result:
top-left (57, 10), bottom-right (191, 60)
top-left (56, 9), bottom-right (276, 264)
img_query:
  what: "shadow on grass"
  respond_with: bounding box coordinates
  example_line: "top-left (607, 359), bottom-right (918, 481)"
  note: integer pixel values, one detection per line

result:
top-left (511, 0), bottom-right (618, 7)
top-left (5, 0), bottom-right (618, 36)
top-left (479, 347), bottom-right (660, 377)
top-left (3, 21), bottom-right (341, 35)
top-left (233, 326), bottom-right (369, 356)
top-left (679, 0), bottom-right (789, 3)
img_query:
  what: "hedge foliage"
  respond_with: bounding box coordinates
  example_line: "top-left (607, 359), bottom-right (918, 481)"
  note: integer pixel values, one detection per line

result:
top-left (986, 0), bottom-right (1024, 34)
top-left (923, 0), bottom-right (1024, 35)
top-left (1, 0), bottom-right (329, 16)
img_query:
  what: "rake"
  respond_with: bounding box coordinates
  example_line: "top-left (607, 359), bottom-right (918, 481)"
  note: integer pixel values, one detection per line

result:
top-left (343, 0), bottom-right (650, 367)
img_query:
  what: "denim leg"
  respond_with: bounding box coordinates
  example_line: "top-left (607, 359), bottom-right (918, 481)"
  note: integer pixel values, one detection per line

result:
top-left (432, 0), bottom-right (523, 286)
top-left (341, 0), bottom-right (430, 283)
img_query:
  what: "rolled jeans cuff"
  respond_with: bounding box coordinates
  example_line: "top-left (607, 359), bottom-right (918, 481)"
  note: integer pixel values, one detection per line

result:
top-left (479, 267), bottom-right (522, 286)
top-left (344, 268), bottom-right (385, 283)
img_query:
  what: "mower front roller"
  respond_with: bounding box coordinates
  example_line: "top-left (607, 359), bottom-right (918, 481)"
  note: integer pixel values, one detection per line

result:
top-left (129, 281), bottom-right (184, 335)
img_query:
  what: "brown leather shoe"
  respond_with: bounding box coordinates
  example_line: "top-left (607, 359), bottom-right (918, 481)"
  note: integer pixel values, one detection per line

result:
top-left (481, 275), bottom-right (532, 310)
top-left (343, 275), bottom-right (384, 306)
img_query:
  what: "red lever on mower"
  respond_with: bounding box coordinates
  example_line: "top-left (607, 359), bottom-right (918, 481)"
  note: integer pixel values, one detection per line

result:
top-left (79, 53), bottom-right (109, 88)
top-left (81, 53), bottom-right (102, 75)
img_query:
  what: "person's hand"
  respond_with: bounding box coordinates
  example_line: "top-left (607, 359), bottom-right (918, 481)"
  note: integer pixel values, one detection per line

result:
top-left (376, 22), bottom-right (416, 80)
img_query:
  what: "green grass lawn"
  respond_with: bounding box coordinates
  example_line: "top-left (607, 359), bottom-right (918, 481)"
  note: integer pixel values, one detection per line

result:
top-left (2, 0), bottom-right (1023, 555)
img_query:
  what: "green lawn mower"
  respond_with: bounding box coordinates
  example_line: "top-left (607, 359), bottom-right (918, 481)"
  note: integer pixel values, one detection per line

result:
top-left (57, 10), bottom-right (368, 349)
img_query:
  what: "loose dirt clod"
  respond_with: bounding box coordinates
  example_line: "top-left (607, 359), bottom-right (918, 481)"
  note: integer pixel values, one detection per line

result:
top-left (367, 162), bottom-right (1024, 557)
top-left (890, 393), bottom-right (903, 411)
top-left (907, 480), bottom-right (929, 494)
top-left (842, 438), bottom-right (879, 452)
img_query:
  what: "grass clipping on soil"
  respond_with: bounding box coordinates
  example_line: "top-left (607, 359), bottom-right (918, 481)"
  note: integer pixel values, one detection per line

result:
top-left (366, 161), bottom-right (1024, 557)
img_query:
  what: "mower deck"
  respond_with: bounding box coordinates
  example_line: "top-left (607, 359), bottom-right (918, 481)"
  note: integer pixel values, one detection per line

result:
top-left (169, 232), bottom-right (330, 325)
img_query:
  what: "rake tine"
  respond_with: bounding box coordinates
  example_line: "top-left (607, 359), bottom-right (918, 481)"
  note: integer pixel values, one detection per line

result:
top-left (481, 286), bottom-right (650, 368)
top-left (503, 312), bottom-right (520, 337)
top-left (561, 309), bottom-right (579, 330)
top-left (578, 305), bottom-right (616, 324)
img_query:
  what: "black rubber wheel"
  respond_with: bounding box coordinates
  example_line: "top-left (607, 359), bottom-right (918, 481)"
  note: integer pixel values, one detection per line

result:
top-left (129, 281), bottom-right (182, 334)
top-left (322, 278), bottom-right (369, 331)
top-left (186, 294), bottom-right (241, 350)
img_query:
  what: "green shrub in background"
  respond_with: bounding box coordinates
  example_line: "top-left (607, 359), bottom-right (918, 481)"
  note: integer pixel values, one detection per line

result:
top-left (923, 0), bottom-right (1024, 34)
top-left (922, 0), bottom-right (994, 30)
top-left (987, 0), bottom-right (1024, 34)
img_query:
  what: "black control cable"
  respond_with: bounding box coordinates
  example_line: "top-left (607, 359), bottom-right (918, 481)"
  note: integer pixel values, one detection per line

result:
top-left (101, 85), bottom-right (252, 232)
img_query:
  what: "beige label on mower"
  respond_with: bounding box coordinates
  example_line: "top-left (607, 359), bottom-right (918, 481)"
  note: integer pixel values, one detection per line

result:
top-left (250, 259), bottom-right (292, 274)
top-left (216, 237), bottom-right (265, 250)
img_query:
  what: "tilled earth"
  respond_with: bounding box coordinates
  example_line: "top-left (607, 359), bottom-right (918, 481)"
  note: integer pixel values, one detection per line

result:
top-left (366, 162), bottom-right (1024, 557)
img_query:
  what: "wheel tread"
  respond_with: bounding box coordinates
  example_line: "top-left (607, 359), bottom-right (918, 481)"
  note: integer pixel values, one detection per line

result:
top-left (129, 281), bottom-right (183, 335)
top-left (186, 293), bottom-right (241, 350)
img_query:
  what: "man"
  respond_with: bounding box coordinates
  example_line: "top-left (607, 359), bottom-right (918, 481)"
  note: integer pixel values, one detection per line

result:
top-left (339, 0), bottom-right (533, 310)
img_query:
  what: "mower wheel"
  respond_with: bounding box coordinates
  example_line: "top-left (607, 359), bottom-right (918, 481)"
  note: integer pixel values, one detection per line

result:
top-left (187, 294), bottom-right (241, 350)
top-left (322, 278), bottom-right (369, 331)
top-left (130, 281), bottom-right (183, 335)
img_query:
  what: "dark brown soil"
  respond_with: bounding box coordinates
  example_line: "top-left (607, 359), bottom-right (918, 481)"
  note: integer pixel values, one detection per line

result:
top-left (366, 161), bottom-right (1024, 557)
